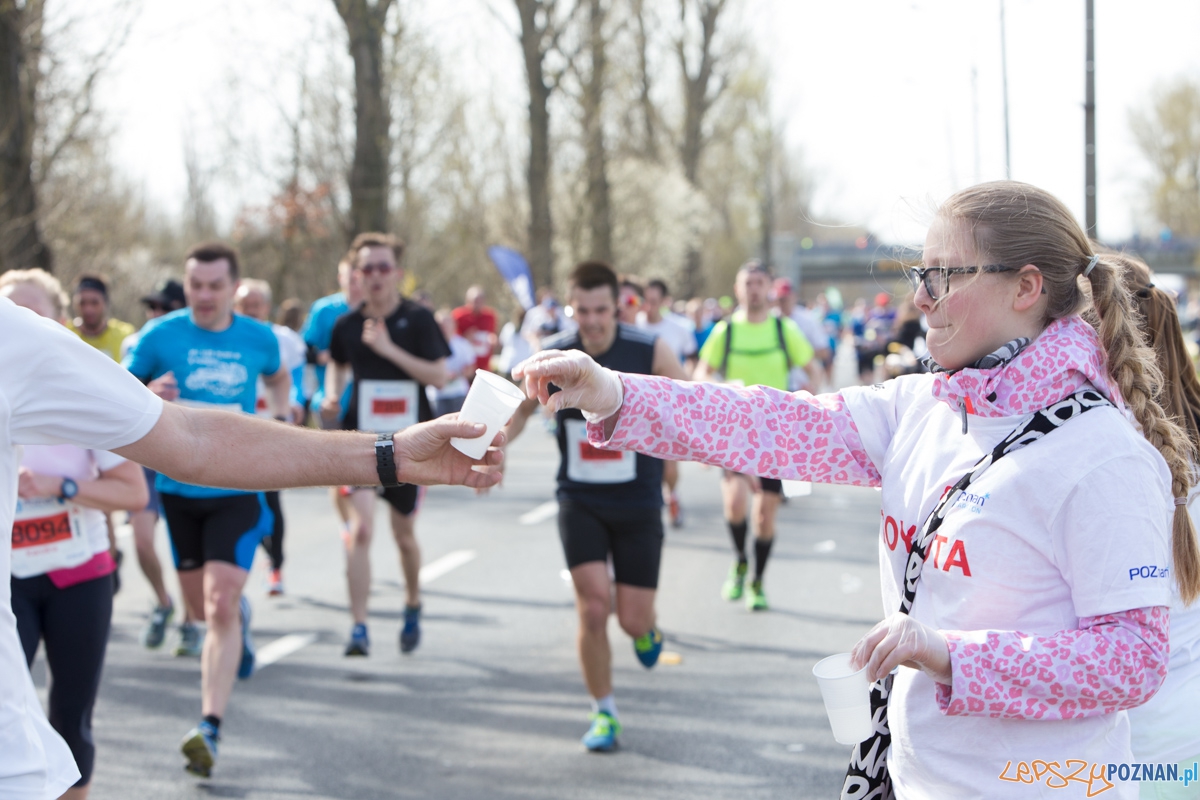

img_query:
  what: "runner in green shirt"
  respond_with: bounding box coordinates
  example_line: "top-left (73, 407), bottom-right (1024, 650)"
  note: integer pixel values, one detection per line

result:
top-left (694, 261), bottom-right (813, 610)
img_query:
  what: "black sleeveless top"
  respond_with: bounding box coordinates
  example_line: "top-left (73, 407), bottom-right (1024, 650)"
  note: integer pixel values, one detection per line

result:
top-left (546, 324), bottom-right (663, 508)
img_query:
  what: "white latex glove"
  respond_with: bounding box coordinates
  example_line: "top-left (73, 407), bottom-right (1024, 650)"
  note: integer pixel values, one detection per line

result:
top-left (850, 612), bottom-right (952, 685)
top-left (512, 349), bottom-right (624, 421)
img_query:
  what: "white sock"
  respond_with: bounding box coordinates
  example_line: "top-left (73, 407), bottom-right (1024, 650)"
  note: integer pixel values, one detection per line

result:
top-left (592, 694), bottom-right (617, 718)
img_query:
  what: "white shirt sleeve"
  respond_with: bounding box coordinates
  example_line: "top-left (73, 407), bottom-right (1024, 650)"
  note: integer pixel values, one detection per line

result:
top-left (1052, 452), bottom-right (1173, 618)
top-left (839, 375), bottom-right (926, 470)
top-left (2, 299), bottom-right (163, 451)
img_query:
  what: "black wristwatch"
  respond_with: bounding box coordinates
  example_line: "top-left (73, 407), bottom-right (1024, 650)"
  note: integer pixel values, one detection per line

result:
top-left (375, 433), bottom-right (401, 487)
top-left (59, 478), bottom-right (79, 500)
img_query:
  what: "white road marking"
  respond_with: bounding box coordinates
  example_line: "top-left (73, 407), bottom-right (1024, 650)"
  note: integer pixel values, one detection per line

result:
top-left (420, 549), bottom-right (476, 583)
top-left (814, 539), bottom-right (837, 553)
top-left (256, 633), bottom-right (317, 668)
top-left (559, 569), bottom-right (572, 583)
top-left (519, 500), bottom-right (559, 525)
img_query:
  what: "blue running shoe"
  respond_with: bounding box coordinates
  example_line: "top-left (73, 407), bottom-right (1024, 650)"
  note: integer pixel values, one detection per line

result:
top-left (400, 604), bottom-right (421, 654)
top-left (180, 720), bottom-right (219, 777)
top-left (581, 711), bottom-right (621, 752)
top-left (633, 626), bottom-right (664, 668)
top-left (345, 623), bottom-right (370, 657)
top-left (237, 595), bottom-right (255, 680)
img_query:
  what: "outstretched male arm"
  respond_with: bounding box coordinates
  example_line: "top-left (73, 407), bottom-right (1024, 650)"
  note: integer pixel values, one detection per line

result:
top-left (115, 402), bottom-right (504, 491)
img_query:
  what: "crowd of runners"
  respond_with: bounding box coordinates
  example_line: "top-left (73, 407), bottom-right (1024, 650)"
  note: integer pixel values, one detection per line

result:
top-left (3, 180), bottom-right (1200, 799)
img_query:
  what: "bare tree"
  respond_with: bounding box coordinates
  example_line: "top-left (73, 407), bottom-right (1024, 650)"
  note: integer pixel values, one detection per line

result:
top-left (334, 0), bottom-right (393, 238)
top-left (0, 0), bottom-right (51, 271)
top-left (512, 0), bottom-right (576, 288)
top-left (581, 0), bottom-right (612, 263)
top-left (675, 0), bottom-right (729, 297)
top-left (631, 0), bottom-right (659, 161)
top-left (1130, 76), bottom-right (1200, 238)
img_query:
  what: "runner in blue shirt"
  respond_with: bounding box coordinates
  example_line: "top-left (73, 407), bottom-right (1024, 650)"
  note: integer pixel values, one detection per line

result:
top-left (124, 242), bottom-right (292, 779)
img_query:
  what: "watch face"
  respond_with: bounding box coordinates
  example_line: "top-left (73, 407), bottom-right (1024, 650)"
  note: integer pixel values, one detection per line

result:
top-left (61, 478), bottom-right (78, 499)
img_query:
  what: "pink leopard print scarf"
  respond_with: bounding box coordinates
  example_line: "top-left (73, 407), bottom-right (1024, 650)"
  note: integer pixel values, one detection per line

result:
top-left (929, 315), bottom-right (1122, 418)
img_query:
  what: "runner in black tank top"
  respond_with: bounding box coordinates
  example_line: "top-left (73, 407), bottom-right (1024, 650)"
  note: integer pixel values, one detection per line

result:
top-left (500, 262), bottom-right (688, 752)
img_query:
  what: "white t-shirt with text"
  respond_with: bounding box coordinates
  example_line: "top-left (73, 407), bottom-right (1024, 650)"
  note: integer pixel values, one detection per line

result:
top-left (0, 297), bottom-right (163, 798)
top-left (842, 375), bottom-right (1172, 800)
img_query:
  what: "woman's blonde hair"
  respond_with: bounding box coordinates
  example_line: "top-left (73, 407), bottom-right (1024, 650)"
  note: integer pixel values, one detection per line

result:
top-left (939, 181), bottom-right (1200, 605)
top-left (0, 268), bottom-right (70, 320)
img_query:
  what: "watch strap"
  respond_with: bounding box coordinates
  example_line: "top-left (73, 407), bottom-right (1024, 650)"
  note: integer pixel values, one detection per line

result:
top-left (375, 433), bottom-right (400, 487)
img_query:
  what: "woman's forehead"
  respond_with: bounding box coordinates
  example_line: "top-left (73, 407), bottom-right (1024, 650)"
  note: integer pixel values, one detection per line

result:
top-left (923, 217), bottom-right (980, 264)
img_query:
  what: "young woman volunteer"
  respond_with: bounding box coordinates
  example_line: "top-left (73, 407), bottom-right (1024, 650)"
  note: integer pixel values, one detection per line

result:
top-left (1119, 253), bottom-right (1200, 799)
top-left (515, 181), bottom-right (1200, 799)
top-left (1, 270), bottom-right (148, 800)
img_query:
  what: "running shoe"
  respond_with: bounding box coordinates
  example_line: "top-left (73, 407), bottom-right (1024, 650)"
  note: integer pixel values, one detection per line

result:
top-left (267, 569), bottom-right (284, 596)
top-left (581, 711), bottom-right (621, 752)
top-left (175, 622), bottom-right (204, 657)
top-left (746, 579), bottom-right (769, 611)
top-left (668, 494), bottom-right (684, 528)
top-left (399, 604), bottom-right (421, 654)
top-left (180, 720), bottom-right (219, 778)
top-left (237, 595), bottom-right (255, 680)
top-left (633, 626), bottom-right (663, 669)
top-left (140, 603), bottom-right (174, 649)
top-left (721, 561), bottom-right (747, 601)
top-left (345, 623), bottom-right (370, 657)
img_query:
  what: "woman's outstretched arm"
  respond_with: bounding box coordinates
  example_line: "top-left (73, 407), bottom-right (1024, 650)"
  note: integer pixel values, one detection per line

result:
top-left (515, 349), bottom-right (882, 487)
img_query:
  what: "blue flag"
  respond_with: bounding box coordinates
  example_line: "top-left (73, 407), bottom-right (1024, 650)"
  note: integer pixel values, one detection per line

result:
top-left (487, 246), bottom-right (535, 311)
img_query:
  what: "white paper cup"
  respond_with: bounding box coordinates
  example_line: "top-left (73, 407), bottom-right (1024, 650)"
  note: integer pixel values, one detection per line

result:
top-left (812, 652), bottom-right (873, 745)
top-left (450, 370), bottom-right (527, 460)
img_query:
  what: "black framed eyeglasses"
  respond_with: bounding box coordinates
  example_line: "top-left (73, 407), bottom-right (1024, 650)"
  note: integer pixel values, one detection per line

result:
top-left (907, 264), bottom-right (1018, 300)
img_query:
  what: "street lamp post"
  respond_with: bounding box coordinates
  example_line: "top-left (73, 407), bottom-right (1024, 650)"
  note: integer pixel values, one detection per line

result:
top-left (1084, 0), bottom-right (1097, 239)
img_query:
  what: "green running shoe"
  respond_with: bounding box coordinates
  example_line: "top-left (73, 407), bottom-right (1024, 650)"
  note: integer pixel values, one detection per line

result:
top-left (746, 579), bottom-right (768, 611)
top-left (180, 720), bottom-right (219, 778)
top-left (721, 561), bottom-right (747, 601)
top-left (174, 622), bottom-right (204, 657)
top-left (633, 626), bottom-right (663, 668)
top-left (581, 711), bottom-right (621, 752)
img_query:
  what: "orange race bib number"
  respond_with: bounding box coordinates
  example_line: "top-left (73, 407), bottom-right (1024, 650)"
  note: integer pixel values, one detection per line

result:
top-left (10, 498), bottom-right (91, 578)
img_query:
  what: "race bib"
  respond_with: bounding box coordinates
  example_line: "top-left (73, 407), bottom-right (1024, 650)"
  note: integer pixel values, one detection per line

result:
top-left (565, 419), bottom-right (636, 484)
top-left (358, 379), bottom-right (419, 432)
top-left (11, 497), bottom-right (91, 578)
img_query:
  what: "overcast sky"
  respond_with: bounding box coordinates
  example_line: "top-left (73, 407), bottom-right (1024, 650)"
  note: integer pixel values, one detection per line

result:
top-left (86, 0), bottom-right (1200, 245)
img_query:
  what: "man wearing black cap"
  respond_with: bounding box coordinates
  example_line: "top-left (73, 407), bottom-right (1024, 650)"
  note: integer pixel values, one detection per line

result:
top-left (68, 275), bottom-right (135, 362)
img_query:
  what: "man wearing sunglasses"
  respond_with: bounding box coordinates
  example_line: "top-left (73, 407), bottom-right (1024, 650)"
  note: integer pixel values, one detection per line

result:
top-left (325, 232), bottom-right (451, 658)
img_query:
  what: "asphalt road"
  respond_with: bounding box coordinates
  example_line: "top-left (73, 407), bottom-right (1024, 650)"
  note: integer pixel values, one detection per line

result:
top-left (33, 413), bottom-right (886, 799)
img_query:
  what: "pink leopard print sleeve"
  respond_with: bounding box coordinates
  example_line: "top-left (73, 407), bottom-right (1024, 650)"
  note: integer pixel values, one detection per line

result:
top-left (585, 375), bottom-right (882, 487)
top-left (936, 606), bottom-right (1169, 720)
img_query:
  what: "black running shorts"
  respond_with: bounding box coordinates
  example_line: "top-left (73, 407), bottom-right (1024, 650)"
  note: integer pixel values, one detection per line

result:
top-left (760, 478), bottom-right (783, 495)
top-left (161, 492), bottom-right (274, 572)
top-left (557, 499), bottom-right (663, 589)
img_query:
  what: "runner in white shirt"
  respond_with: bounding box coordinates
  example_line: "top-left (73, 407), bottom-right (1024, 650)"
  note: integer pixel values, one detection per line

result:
top-left (517, 181), bottom-right (1198, 799)
top-left (0, 283), bottom-right (500, 798)
top-left (774, 277), bottom-right (830, 391)
top-left (234, 279), bottom-right (306, 596)
top-left (1119, 253), bottom-right (1200, 800)
top-left (637, 279), bottom-right (696, 528)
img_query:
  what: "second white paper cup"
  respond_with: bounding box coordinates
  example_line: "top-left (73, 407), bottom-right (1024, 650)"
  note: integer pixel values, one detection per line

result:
top-left (450, 370), bottom-right (527, 460)
top-left (812, 652), bottom-right (873, 746)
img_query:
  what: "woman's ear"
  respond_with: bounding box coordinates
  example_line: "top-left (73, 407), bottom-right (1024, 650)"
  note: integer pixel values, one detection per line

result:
top-left (1012, 265), bottom-right (1044, 312)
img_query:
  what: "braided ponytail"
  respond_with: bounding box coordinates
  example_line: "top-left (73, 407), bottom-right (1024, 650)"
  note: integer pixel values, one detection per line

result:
top-left (939, 181), bottom-right (1200, 605)
top-left (1087, 256), bottom-right (1200, 605)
